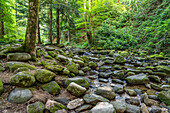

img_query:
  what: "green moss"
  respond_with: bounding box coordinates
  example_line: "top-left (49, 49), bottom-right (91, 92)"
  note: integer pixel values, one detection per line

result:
top-left (150, 54), bottom-right (164, 59)
top-left (156, 66), bottom-right (170, 74)
top-left (41, 81), bottom-right (61, 95)
top-left (80, 56), bottom-right (89, 63)
top-left (14, 67), bottom-right (29, 73)
top-left (114, 56), bottom-right (126, 64)
top-left (50, 102), bottom-right (67, 113)
top-left (66, 62), bottom-right (79, 74)
top-left (27, 102), bottom-right (45, 113)
top-left (65, 78), bottom-right (90, 88)
top-left (48, 51), bottom-right (57, 58)
top-left (0, 79), bottom-right (3, 95)
top-left (36, 50), bottom-right (41, 58)
top-left (46, 65), bottom-right (64, 72)
top-left (44, 55), bottom-right (53, 60)
top-left (158, 91), bottom-right (170, 105)
top-left (10, 63), bottom-right (36, 72)
top-left (89, 61), bottom-right (97, 69)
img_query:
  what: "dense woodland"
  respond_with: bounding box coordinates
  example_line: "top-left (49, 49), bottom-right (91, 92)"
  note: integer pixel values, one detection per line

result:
top-left (0, 0), bottom-right (170, 113)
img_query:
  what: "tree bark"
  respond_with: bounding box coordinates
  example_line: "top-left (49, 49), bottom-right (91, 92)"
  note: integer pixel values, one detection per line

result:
top-left (87, 0), bottom-right (92, 44)
top-left (49, 0), bottom-right (53, 44)
top-left (38, 19), bottom-right (41, 44)
top-left (56, 9), bottom-right (60, 44)
top-left (0, 21), bottom-right (4, 38)
top-left (24, 0), bottom-right (39, 60)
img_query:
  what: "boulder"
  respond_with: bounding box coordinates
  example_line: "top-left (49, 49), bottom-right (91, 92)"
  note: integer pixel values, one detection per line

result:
top-left (72, 59), bottom-right (84, 67)
top-left (126, 73), bottom-right (149, 85)
top-left (41, 81), bottom-right (61, 95)
top-left (27, 102), bottom-right (45, 113)
top-left (125, 97), bottom-right (140, 106)
top-left (75, 104), bottom-right (93, 112)
top-left (114, 56), bottom-right (126, 64)
top-left (95, 86), bottom-right (115, 99)
top-left (111, 101), bottom-right (126, 113)
top-left (67, 98), bottom-right (84, 110)
top-left (45, 99), bottom-right (67, 113)
top-left (66, 62), bottom-right (79, 74)
top-left (10, 71), bottom-right (36, 87)
top-left (35, 69), bottom-right (56, 83)
top-left (89, 61), bottom-right (97, 69)
top-left (125, 89), bottom-right (137, 96)
top-left (156, 66), bottom-right (170, 75)
top-left (64, 77), bottom-right (90, 88)
top-left (66, 82), bottom-right (86, 97)
top-left (126, 104), bottom-right (141, 113)
top-left (46, 65), bottom-right (64, 72)
top-left (111, 84), bottom-right (124, 93)
top-left (7, 53), bottom-right (31, 61)
top-left (158, 90), bottom-right (170, 105)
top-left (54, 97), bottom-right (70, 106)
top-left (89, 102), bottom-right (116, 113)
top-left (83, 94), bottom-right (109, 105)
top-left (8, 88), bottom-right (32, 104)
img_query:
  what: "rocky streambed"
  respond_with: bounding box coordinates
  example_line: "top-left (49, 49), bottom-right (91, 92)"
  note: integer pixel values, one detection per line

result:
top-left (0, 44), bottom-right (170, 113)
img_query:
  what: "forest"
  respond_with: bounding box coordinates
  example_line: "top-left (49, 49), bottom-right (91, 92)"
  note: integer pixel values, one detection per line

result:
top-left (0, 0), bottom-right (170, 113)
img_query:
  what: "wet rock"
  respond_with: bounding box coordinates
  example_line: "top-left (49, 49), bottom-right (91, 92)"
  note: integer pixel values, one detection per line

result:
top-left (150, 106), bottom-right (161, 113)
top-left (64, 77), bottom-right (90, 88)
top-left (99, 72), bottom-right (112, 79)
top-left (67, 82), bottom-right (86, 97)
top-left (27, 102), bottom-right (45, 113)
top-left (110, 101), bottom-right (126, 113)
top-left (45, 99), bottom-right (67, 113)
top-left (66, 62), bottom-right (79, 74)
top-left (82, 66), bottom-right (89, 72)
top-left (10, 71), bottom-right (35, 87)
top-left (158, 90), bottom-right (170, 105)
top-left (104, 59), bottom-right (114, 64)
top-left (126, 103), bottom-right (141, 113)
top-left (150, 83), bottom-right (163, 91)
top-left (75, 104), bottom-right (93, 112)
top-left (99, 66), bottom-right (112, 71)
top-left (99, 78), bottom-right (108, 82)
top-left (67, 98), bottom-right (84, 110)
top-left (48, 51), bottom-right (57, 58)
top-left (148, 95), bottom-right (158, 100)
top-left (83, 94), bottom-right (109, 105)
top-left (125, 97), bottom-right (140, 106)
top-left (95, 86), bottom-right (115, 100)
top-left (111, 84), bottom-right (124, 93)
top-left (80, 56), bottom-right (89, 63)
top-left (8, 88), bottom-right (32, 104)
top-left (56, 54), bottom-right (69, 63)
top-left (114, 56), bottom-right (126, 64)
top-left (148, 75), bottom-right (161, 83)
top-left (79, 70), bottom-right (85, 76)
top-left (126, 72), bottom-right (135, 76)
top-left (7, 53), bottom-right (31, 61)
top-left (125, 89), bottom-right (137, 96)
top-left (89, 102), bottom-right (116, 113)
top-left (126, 73), bottom-right (149, 85)
top-left (35, 69), bottom-right (56, 83)
top-left (54, 97), bottom-right (70, 106)
top-left (112, 71), bottom-right (125, 80)
top-left (141, 104), bottom-right (149, 113)
top-left (112, 79), bottom-right (124, 84)
top-left (0, 78), bottom-right (3, 95)
top-left (112, 65), bottom-right (122, 70)
top-left (127, 70), bottom-right (142, 74)
top-left (41, 81), bottom-right (61, 95)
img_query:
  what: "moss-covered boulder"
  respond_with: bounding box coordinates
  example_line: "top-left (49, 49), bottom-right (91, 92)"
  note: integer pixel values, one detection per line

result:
top-left (0, 78), bottom-right (3, 95)
top-left (7, 53), bottom-right (31, 61)
top-left (35, 69), bottom-right (56, 83)
top-left (126, 73), bottom-right (149, 85)
top-left (114, 56), bottom-right (126, 64)
top-left (73, 59), bottom-right (85, 67)
top-left (41, 81), bottom-right (61, 95)
top-left (45, 99), bottom-right (67, 113)
top-left (46, 65), bottom-right (64, 72)
top-left (8, 88), bottom-right (32, 104)
top-left (119, 51), bottom-right (129, 57)
top-left (0, 64), bottom-right (5, 72)
top-left (14, 67), bottom-right (30, 73)
top-left (10, 71), bottom-right (36, 87)
top-left (64, 77), bottom-right (90, 88)
top-left (27, 102), bottom-right (45, 113)
top-left (66, 62), bottom-right (79, 74)
top-left (80, 56), bottom-right (89, 63)
top-left (62, 67), bottom-right (70, 75)
top-left (48, 51), bottom-right (57, 58)
top-left (156, 66), bottom-right (170, 75)
top-left (89, 61), bottom-right (97, 69)
top-left (67, 82), bottom-right (86, 97)
top-left (44, 55), bottom-right (53, 60)
top-left (55, 54), bottom-right (69, 63)
top-left (158, 90), bottom-right (170, 105)
top-left (45, 46), bottom-right (55, 51)
top-left (150, 54), bottom-right (164, 59)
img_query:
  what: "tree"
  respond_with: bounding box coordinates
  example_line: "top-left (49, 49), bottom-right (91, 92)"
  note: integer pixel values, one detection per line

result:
top-left (24, 0), bottom-right (39, 59)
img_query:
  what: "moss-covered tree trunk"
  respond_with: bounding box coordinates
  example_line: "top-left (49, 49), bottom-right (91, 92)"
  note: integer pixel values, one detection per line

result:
top-left (49, 0), bottom-right (53, 44)
top-left (24, 0), bottom-right (39, 59)
top-left (56, 9), bottom-right (60, 44)
top-left (38, 19), bottom-right (41, 44)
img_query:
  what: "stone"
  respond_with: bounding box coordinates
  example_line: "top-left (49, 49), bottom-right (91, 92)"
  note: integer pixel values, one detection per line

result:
top-left (112, 71), bottom-right (125, 80)
top-left (111, 84), bottom-right (124, 93)
top-left (95, 86), bottom-right (115, 100)
top-left (79, 70), bottom-right (85, 76)
top-left (141, 104), bottom-right (149, 113)
top-left (64, 77), bottom-right (90, 88)
top-left (7, 53), bottom-right (31, 61)
top-left (27, 102), bottom-right (45, 113)
top-left (48, 51), bottom-right (57, 58)
top-left (67, 98), bottom-right (84, 110)
top-left (56, 54), bottom-right (69, 63)
top-left (89, 102), bottom-right (116, 113)
top-left (119, 51), bottom-right (129, 57)
top-left (54, 97), bottom-right (70, 105)
top-left (0, 78), bottom-right (3, 95)
top-left (35, 69), bottom-right (56, 83)
top-left (156, 66), bottom-right (170, 74)
top-left (158, 90), bottom-right (170, 105)
top-left (67, 82), bottom-right (86, 97)
top-left (161, 85), bottom-right (170, 91)
top-left (55, 109), bottom-right (67, 113)
top-left (62, 68), bottom-right (70, 75)
top-left (114, 56), bottom-right (126, 64)
top-left (66, 62), bottom-right (79, 74)
top-left (99, 78), bottom-right (108, 82)
top-left (126, 104), bottom-right (141, 113)
top-left (99, 72), bottom-right (112, 79)
top-left (150, 106), bottom-right (161, 113)
top-left (112, 65), bottom-right (122, 70)
top-left (0, 65), bottom-right (5, 72)
top-left (89, 61), bottom-right (97, 69)
top-left (73, 59), bottom-right (84, 67)
top-left (112, 79), bottom-right (124, 84)
top-left (148, 75), bottom-right (161, 83)
top-left (10, 71), bottom-right (35, 87)
top-left (46, 65), bottom-right (64, 72)
top-left (125, 89), bottom-right (137, 96)
top-left (81, 66), bottom-right (89, 72)
top-left (142, 93), bottom-right (159, 106)
top-left (8, 88), bottom-right (32, 104)
top-left (126, 73), bottom-right (149, 85)
top-left (45, 99), bottom-right (67, 113)
top-left (150, 83), bottom-right (163, 91)
top-left (80, 56), bottom-right (89, 63)
top-left (75, 104), bottom-right (93, 112)
top-left (14, 67), bottom-right (30, 73)
top-left (45, 46), bottom-right (55, 51)
top-left (83, 94), bottom-right (109, 105)
top-left (110, 101), bottom-right (126, 113)
top-left (41, 81), bottom-right (61, 95)
top-left (125, 97), bottom-right (140, 106)
top-left (44, 55), bottom-right (53, 59)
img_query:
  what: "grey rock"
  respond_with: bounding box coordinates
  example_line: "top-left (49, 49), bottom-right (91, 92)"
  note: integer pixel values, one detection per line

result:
top-left (125, 89), bottom-right (137, 96)
top-left (126, 103), bottom-right (141, 113)
top-left (54, 97), bottom-right (70, 105)
top-left (75, 104), bottom-right (93, 112)
top-left (125, 97), bottom-right (140, 106)
top-left (67, 98), bottom-right (84, 110)
top-left (150, 106), bottom-right (161, 113)
top-left (7, 53), bottom-right (31, 61)
top-left (111, 84), bottom-right (124, 93)
top-left (27, 102), bottom-right (45, 113)
top-left (111, 101), bottom-right (126, 113)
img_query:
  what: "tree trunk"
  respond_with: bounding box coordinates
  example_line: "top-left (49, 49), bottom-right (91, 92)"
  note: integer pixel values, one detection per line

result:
top-left (38, 19), bottom-right (41, 44)
top-left (56, 9), bottom-right (60, 44)
top-left (24, 0), bottom-right (39, 60)
top-left (49, 0), bottom-right (53, 44)
top-left (87, 0), bottom-right (92, 44)
top-left (0, 21), bottom-right (4, 38)
top-left (60, 14), bottom-right (63, 42)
